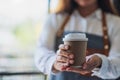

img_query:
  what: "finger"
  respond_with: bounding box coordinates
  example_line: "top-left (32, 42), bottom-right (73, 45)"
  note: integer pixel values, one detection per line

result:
top-left (57, 61), bottom-right (69, 67)
top-left (69, 60), bottom-right (74, 64)
top-left (88, 56), bottom-right (100, 65)
top-left (83, 60), bottom-right (93, 70)
top-left (56, 56), bottom-right (69, 63)
top-left (68, 67), bottom-right (90, 74)
top-left (83, 58), bottom-right (97, 70)
top-left (83, 63), bottom-right (96, 71)
top-left (57, 50), bottom-right (69, 57)
top-left (56, 62), bottom-right (69, 71)
top-left (69, 54), bottom-right (74, 59)
top-left (57, 50), bottom-right (74, 58)
top-left (66, 67), bottom-right (90, 75)
top-left (59, 44), bottom-right (69, 50)
top-left (86, 62), bottom-right (98, 70)
top-left (56, 56), bottom-right (74, 64)
top-left (66, 67), bottom-right (81, 72)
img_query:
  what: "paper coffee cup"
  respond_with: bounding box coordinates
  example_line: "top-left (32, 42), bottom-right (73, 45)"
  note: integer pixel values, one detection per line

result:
top-left (63, 33), bottom-right (88, 68)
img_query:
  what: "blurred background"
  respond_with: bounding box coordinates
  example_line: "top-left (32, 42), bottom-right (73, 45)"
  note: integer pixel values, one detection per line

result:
top-left (0, 0), bottom-right (58, 80)
top-left (0, 0), bottom-right (119, 80)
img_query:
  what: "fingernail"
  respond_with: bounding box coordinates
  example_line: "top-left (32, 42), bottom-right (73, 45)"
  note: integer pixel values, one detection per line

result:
top-left (65, 45), bottom-right (68, 49)
top-left (69, 55), bottom-right (72, 58)
top-left (70, 60), bottom-right (74, 64)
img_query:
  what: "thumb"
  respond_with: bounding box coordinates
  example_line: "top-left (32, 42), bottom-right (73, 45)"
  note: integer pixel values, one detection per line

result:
top-left (83, 58), bottom-right (92, 70)
top-left (83, 63), bottom-right (88, 70)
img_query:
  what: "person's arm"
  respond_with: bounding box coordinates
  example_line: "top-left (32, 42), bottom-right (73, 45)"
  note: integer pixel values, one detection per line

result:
top-left (92, 17), bottom-right (120, 79)
top-left (65, 16), bottom-right (120, 79)
top-left (34, 14), bottom-right (58, 74)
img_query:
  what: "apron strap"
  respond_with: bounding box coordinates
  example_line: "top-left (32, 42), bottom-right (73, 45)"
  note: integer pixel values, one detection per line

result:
top-left (102, 11), bottom-right (109, 56)
top-left (56, 10), bottom-right (110, 56)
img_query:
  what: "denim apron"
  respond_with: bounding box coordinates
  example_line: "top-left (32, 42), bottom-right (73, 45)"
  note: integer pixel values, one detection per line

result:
top-left (49, 32), bottom-right (108, 80)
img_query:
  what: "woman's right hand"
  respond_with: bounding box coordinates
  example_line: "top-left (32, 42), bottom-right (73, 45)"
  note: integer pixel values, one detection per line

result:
top-left (53, 44), bottom-right (74, 72)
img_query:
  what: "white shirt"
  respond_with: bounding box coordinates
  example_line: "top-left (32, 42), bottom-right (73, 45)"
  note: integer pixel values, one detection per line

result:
top-left (35, 9), bottom-right (120, 79)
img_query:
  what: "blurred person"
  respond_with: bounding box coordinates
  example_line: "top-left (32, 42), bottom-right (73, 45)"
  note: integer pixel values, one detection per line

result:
top-left (35, 0), bottom-right (120, 80)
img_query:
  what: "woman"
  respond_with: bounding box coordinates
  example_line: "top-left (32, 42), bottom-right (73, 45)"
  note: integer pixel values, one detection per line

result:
top-left (35, 0), bottom-right (120, 80)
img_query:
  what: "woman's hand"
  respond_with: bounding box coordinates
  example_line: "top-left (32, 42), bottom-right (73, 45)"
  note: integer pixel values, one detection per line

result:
top-left (53, 44), bottom-right (74, 71)
top-left (66, 55), bottom-right (102, 75)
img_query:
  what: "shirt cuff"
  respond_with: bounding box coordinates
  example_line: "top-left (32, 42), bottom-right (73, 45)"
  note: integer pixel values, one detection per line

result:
top-left (45, 54), bottom-right (57, 74)
top-left (50, 56), bottom-right (60, 75)
top-left (91, 53), bottom-right (109, 79)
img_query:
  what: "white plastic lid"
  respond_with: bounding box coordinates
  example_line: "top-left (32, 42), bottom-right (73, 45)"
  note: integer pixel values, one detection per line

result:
top-left (63, 33), bottom-right (88, 41)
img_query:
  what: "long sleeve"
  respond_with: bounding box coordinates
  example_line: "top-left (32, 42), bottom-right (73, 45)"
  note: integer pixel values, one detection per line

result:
top-left (35, 9), bottom-right (120, 79)
top-left (35, 14), bottom-right (58, 74)
top-left (92, 16), bottom-right (120, 79)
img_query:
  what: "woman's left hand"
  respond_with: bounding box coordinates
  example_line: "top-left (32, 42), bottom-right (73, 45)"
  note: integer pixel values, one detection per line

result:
top-left (65, 55), bottom-right (102, 75)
